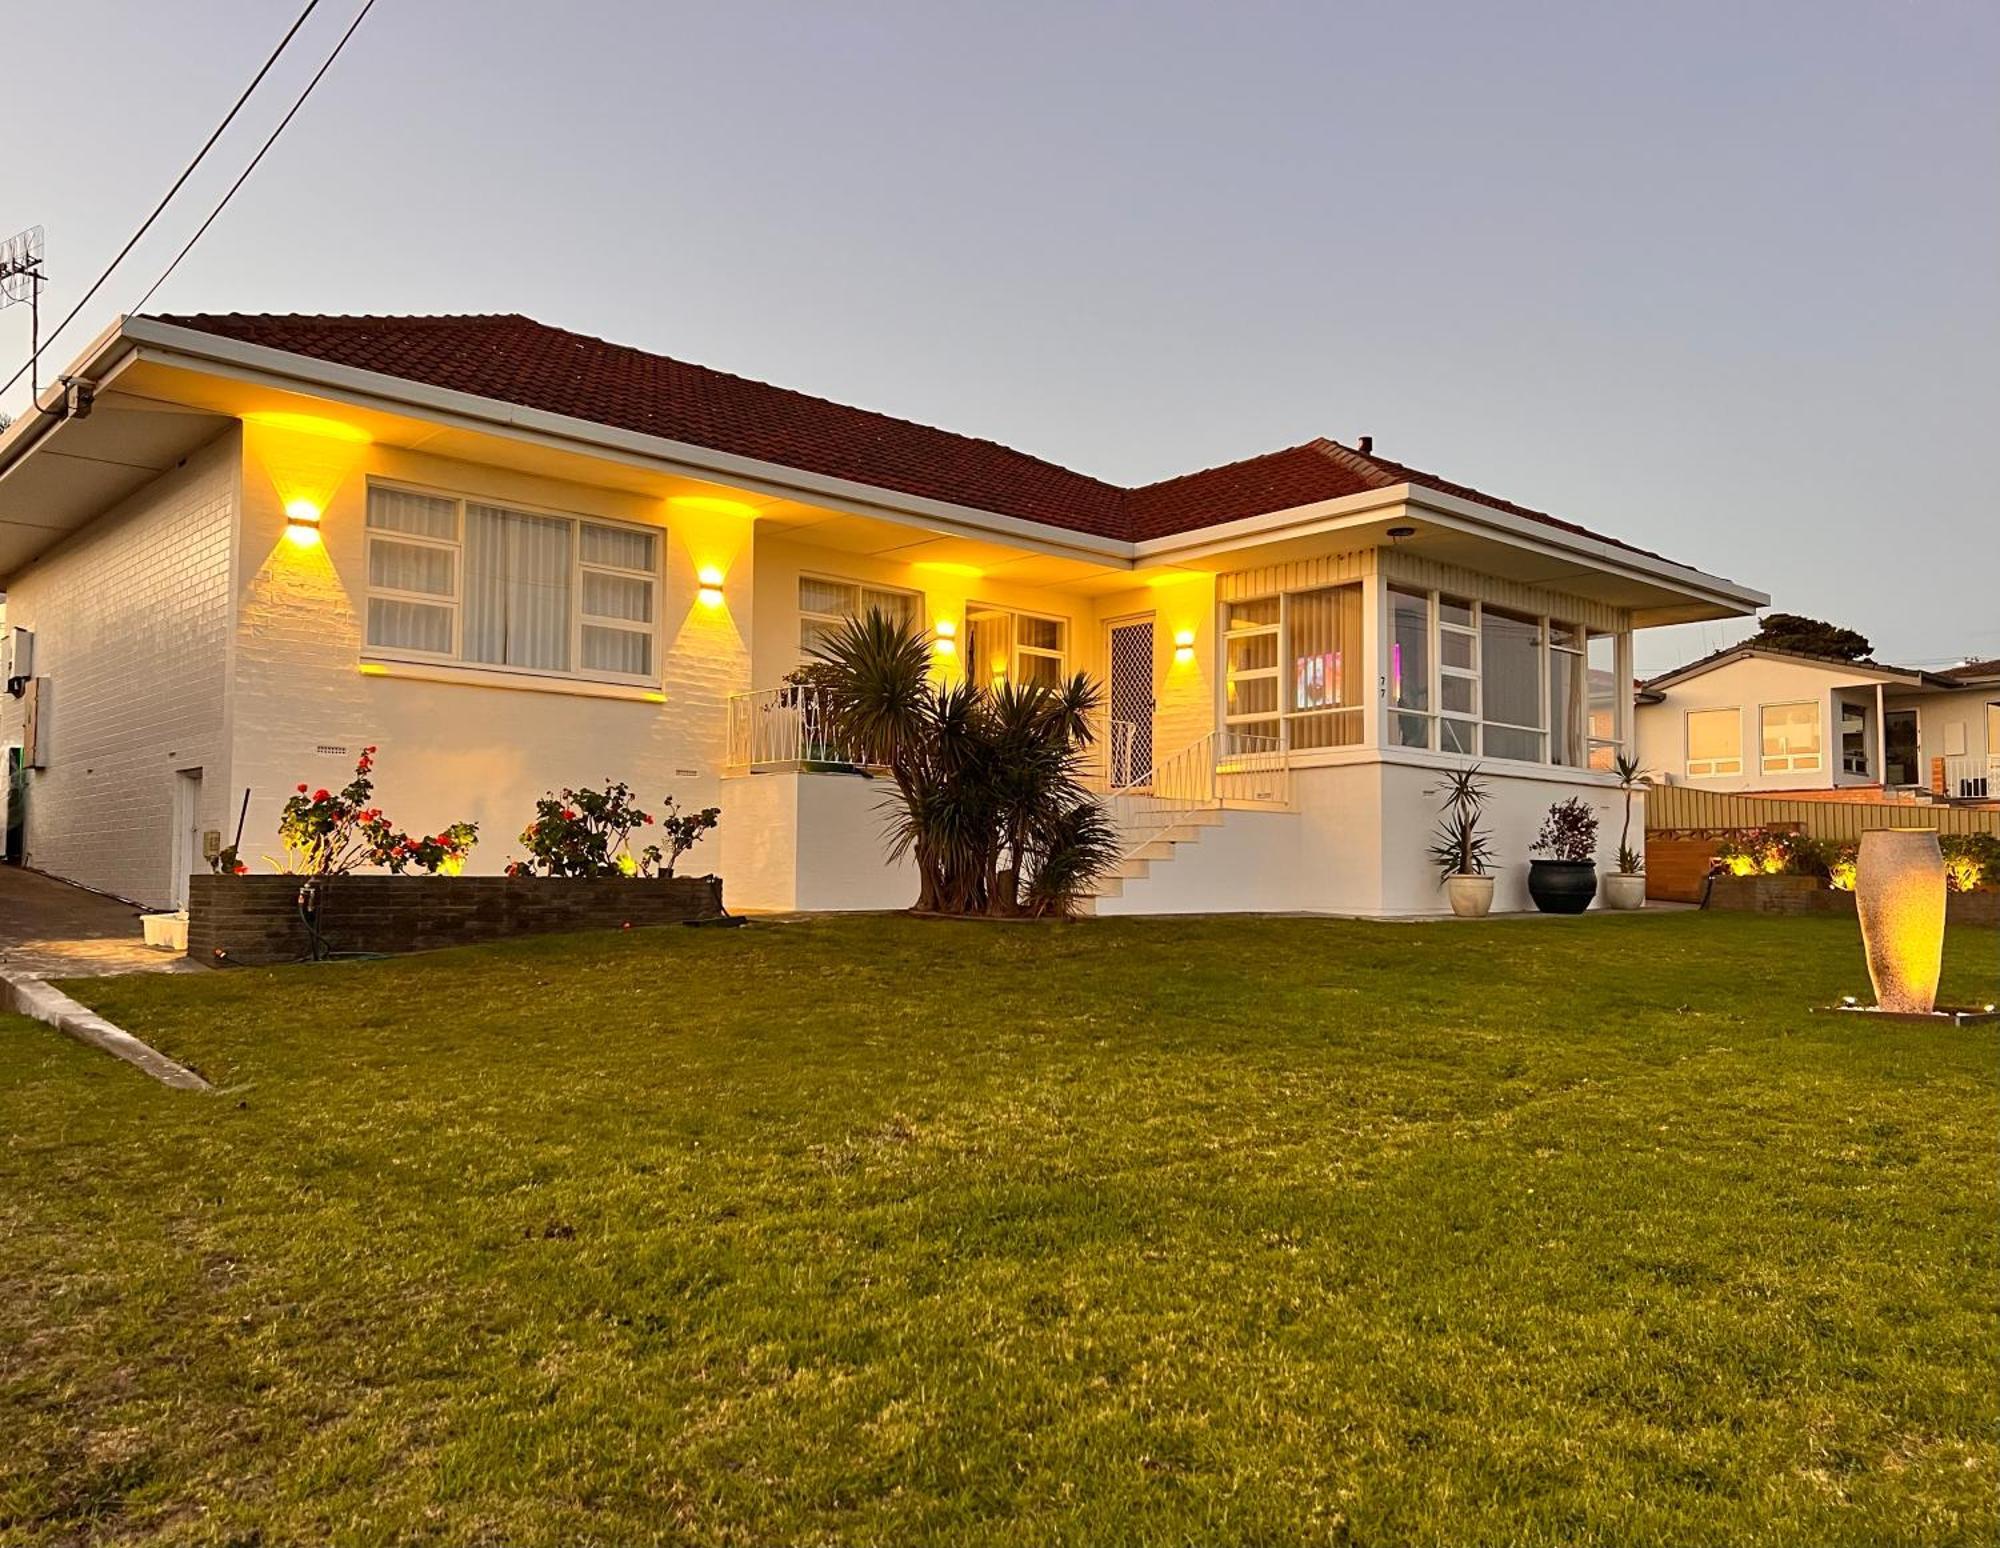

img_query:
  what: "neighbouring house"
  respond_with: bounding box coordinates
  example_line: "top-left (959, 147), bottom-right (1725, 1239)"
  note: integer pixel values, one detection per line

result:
top-left (1635, 646), bottom-right (2000, 803)
top-left (0, 313), bottom-right (1765, 916)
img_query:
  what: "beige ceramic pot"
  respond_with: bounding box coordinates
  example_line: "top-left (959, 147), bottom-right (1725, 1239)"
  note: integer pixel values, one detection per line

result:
top-left (1446, 874), bottom-right (1495, 918)
top-left (1856, 829), bottom-right (1946, 1013)
top-left (1601, 873), bottom-right (1647, 911)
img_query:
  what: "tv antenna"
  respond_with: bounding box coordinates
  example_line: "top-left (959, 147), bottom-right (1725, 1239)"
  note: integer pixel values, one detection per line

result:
top-left (1, 226), bottom-right (47, 398)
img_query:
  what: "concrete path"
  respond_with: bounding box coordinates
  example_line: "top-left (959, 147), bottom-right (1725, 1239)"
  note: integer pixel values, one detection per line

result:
top-left (0, 865), bottom-right (198, 978)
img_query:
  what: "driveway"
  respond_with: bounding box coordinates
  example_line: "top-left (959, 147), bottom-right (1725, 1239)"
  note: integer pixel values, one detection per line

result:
top-left (0, 866), bottom-right (197, 978)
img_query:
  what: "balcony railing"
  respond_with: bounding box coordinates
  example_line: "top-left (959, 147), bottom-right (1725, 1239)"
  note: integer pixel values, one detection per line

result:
top-left (725, 685), bottom-right (877, 771)
top-left (1941, 752), bottom-right (1998, 801)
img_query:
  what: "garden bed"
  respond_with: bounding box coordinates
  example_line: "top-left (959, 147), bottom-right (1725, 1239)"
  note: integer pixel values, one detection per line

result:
top-left (186, 873), bottom-right (725, 965)
top-left (1705, 872), bottom-right (1999, 927)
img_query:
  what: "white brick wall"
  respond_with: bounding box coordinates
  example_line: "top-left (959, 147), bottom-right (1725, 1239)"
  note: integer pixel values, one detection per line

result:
top-left (226, 432), bottom-right (754, 878)
top-left (0, 431), bottom-right (238, 906)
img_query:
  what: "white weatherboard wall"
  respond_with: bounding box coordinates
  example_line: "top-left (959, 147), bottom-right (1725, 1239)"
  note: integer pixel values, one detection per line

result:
top-left (0, 431), bottom-right (238, 906)
top-left (229, 429), bottom-right (752, 879)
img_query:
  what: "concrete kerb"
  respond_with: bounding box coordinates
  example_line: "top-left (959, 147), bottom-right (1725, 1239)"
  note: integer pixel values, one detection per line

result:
top-left (1, 972), bottom-right (212, 1092)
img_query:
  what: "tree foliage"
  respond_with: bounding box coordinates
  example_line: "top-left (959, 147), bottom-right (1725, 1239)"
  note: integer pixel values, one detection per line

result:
top-left (1750, 612), bottom-right (1872, 661)
top-left (813, 610), bottom-right (1117, 918)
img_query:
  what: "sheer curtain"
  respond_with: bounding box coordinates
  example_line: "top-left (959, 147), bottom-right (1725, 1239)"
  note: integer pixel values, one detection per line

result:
top-left (1286, 585), bottom-right (1364, 749)
top-left (464, 504), bottom-right (572, 671)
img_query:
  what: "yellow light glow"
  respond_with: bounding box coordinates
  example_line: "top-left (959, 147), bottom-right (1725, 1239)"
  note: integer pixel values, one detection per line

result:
top-left (935, 619), bottom-right (957, 637)
top-left (358, 663), bottom-right (388, 676)
top-left (934, 638), bottom-right (956, 657)
top-left (284, 522), bottom-right (321, 548)
top-left (696, 568), bottom-right (726, 608)
top-left (914, 561), bottom-right (985, 579)
top-left (244, 410), bottom-right (372, 444)
top-left (1173, 627), bottom-right (1195, 664)
top-left (669, 495), bottom-right (761, 521)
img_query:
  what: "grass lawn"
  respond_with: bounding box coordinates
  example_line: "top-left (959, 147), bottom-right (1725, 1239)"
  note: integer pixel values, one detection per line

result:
top-left (2, 912), bottom-right (1995, 1546)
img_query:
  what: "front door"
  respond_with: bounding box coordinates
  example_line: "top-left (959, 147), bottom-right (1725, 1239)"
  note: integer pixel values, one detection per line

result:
top-left (1106, 617), bottom-right (1156, 786)
top-left (1883, 709), bottom-right (1920, 788)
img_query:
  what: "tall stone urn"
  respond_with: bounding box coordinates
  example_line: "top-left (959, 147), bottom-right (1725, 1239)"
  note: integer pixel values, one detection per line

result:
top-left (1856, 829), bottom-right (1946, 1013)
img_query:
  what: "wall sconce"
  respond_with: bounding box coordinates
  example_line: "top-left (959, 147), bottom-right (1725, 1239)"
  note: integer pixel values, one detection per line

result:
top-left (696, 566), bottom-right (725, 607)
top-left (933, 618), bottom-right (957, 657)
top-left (284, 498), bottom-right (322, 546)
top-left (1173, 628), bottom-right (1195, 664)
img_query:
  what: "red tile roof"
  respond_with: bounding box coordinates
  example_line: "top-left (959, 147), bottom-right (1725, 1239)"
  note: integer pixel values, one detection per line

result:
top-left (153, 311), bottom-right (1667, 558)
top-left (1940, 658), bottom-right (2000, 683)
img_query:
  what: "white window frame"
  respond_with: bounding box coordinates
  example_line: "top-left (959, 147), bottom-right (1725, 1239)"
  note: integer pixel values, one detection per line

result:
top-left (797, 573), bottom-right (922, 661)
top-left (1685, 706), bottom-right (1744, 778)
top-left (1759, 700), bottom-right (1823, 775)
top-left (966, 603), bottom-right (1069, 687)
top-left (363, 479), bottom-right (664, 687)
top-left (1221, 597), bottom-right (1283, 746)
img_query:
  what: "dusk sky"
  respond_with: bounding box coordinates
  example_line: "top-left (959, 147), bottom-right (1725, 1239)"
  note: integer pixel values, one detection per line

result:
top-left (4, 0), bottom-right (1993, 672)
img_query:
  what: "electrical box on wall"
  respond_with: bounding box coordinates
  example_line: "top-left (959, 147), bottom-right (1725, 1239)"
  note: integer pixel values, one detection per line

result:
top-left (4, 626), bottom-right (31, 693)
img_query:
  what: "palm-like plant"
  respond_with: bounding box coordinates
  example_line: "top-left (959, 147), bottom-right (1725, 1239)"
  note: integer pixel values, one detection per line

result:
top-left (1612, 753), bottom-right (1649, 875)
top-left (1425, 763), bottom-right (1494, 882)
top-left (814, 611), bottom-right (1116, 917)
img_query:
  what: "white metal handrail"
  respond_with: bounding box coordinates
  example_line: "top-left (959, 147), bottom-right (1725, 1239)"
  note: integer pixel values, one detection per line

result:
top-left (1940, 752), bottom-right (1997, 800)
top-left (1099, 729), bottom-right (1290, 861)
top-left (726, 685), bottom-right (875, 771)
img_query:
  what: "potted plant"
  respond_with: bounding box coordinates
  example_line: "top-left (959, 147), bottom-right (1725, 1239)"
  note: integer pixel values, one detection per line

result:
top-left (1528, 796), bottom-right (1600, 914)
top-left (1603, 754), bottom-right (1648, 910)
top-left (1426, 764), bottom-right (1496, 917)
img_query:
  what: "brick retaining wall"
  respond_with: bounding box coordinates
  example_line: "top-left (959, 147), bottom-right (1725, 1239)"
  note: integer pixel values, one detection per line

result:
top-left (187, 873), bottom-right (725, 965)
top-left (1702, 874), bottom-right (1998, 928)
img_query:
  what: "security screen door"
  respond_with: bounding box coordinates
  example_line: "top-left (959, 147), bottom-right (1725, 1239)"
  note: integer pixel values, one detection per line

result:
top-left (1107, 618), bottom-right (1156, 786)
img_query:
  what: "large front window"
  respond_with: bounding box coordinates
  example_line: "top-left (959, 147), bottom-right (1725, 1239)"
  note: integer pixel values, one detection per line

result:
top-left (364, 484), bottom-right (660, 682)
top-left (1686, 708), bottom-right (1743, 778)
top-left (1760, 701), bottom-right (1822, 775)
top-left (966, 607), bottom-right (1068, 688)
top-left (1223, 588), bottom-right (1364, 751)
top-left (798, 574), bottom-right (920, 659)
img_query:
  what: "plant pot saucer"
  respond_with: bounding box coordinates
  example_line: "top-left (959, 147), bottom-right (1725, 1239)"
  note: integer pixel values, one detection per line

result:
top-left (1812, 1003), bottom-right (1999, 1026)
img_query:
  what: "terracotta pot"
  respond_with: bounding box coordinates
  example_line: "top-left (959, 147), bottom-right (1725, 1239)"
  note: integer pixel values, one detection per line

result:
top-left (1601, 872), bottom-right (1646, 911)
top-left (1856, 829), bottom-right (1946, 1013)
top-left (1446, 874), bottom-right (1495, 918)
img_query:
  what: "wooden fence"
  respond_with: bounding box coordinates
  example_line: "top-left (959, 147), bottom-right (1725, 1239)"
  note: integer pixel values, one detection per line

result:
top-left (1646, 784), bottom-right (2000, 841)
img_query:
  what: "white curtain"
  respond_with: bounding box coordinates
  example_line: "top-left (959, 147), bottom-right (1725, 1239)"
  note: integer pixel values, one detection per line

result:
top-left (465, 504), bottom-right (572, 671)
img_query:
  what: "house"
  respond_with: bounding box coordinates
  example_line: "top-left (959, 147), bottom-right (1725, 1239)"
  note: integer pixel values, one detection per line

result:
top-left (0, 313), bottom-right (1766, 917)
top-left (1635, 646), bottom-right (2000, 803)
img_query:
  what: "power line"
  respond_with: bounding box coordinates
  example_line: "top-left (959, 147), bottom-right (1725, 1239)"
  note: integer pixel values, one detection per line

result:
top-left (1, 0), bottom-right (325, 400)
top-left (134, 0), bottom-right (382, 317)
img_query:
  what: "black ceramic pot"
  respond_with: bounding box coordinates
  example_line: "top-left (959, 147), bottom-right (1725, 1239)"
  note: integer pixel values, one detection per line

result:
top-left (1528, 859), bottom-right (1597, 914)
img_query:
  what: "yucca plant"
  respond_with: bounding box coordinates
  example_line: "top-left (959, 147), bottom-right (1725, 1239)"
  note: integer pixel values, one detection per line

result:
top-left (1425, 763), bottom-right (1494, 882)
top-left (1612, 753), bottom-right (1649, 875)
top-left (814, 611), bottom-right (1114, 917)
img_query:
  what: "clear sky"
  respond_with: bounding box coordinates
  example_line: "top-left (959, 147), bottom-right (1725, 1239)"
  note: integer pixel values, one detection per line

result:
top-left (4, 1), bottom-right (1994, 672)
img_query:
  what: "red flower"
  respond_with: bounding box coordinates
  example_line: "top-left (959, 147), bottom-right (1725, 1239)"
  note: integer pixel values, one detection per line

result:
top-left (232, 862), bottom-right (248, 875)
top-left (297, 784), bottom-right (309, 793)
top-left (313, 789), bottom-right (331, 802)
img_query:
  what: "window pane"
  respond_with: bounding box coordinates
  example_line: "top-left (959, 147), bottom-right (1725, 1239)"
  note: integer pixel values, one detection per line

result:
top-left (582, 569), bottom-right (653, 624)
top-left (369, 539), bottom-right (454, 597)
top-left (967, 612), bottom-right (1014, 684)
top-left (1688, 708), bottom-right (1736, 768)
top-left (1018, 652), bottom-right (1064, 688)
top-left (1481, 608), bottom-right (1541, 730)
top-left (1441, 629), bottom-right (1476, 671)
top-left (1228, 632), bottom-right (1277, 672)
top-left (582, 624), bottom-right (651, 676)
top-left (367, 487), bottom-right (457, 540)
top-left (1588, 633), bottom-right (1619, 767)
top-left (1761, 702), bottom-right (1821, 770)
top-left (1228, 673), bottom-right (1279, 718)
top-left (1485, 725), bottom-right (1543, 762)
top-left (579, 523), bottom-right (656, 572)
top-left (1549, 644), bottom-right (1584, 766)
top-left (1291, 709), bottom-right (1363, 750)
top-left (1441, 675), bottom-right (1476, 715)
top-left (1393, 713), bottom-right (1432, 749)
top-left (801, 617), bottom-right (842, 657)
top-left (860, 587), bottom-right (916, 626)
top-left (1390, 589), bottom-right (1430, 711)
top-left (1227, 597), bottom-right (1280, 629)
top-left (798, 576), bottom-right (858, 617)
top-left (1441, 718), bottom-right (1477, 755)
top-left (1017, 615), bottom-right (1064, 652)
top-left (464, 505), bottom-right (572, 672)
top-left (1440, 596), bottom-right (1474, 629)
top-left (1288, 585), bottom-right (1362, 711)
top-left (367, 597), bottom-right (452, 654)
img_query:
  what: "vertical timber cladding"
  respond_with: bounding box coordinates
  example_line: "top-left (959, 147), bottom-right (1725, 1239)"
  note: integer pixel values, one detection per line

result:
top-left (1213, 545), bottom-right (1626, 637)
